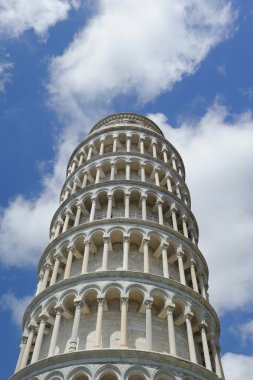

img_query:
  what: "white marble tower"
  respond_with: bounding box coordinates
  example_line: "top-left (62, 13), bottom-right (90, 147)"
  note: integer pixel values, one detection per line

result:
top-left (11, 113), bottom-right (225, 380)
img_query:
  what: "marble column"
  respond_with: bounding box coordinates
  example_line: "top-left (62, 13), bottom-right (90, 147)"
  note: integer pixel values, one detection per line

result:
top-left (177, 251), bottom-right (186, 285)
top-left (182, 216), bottom-right (189, 238)
top-left (48, 306), bottom-right (63, 357)
top-left (74, 204), bottom-right (82, 227)
top-left (145, 300), bottom-right (153, 350)
top-left (69, 299), bottom-right (83, 352)
top-left (99, 139), bottom-right (105, 155)
top-left (185, 313), bottom-right (197, 363)
top-left (87, 145), bottom-right (93, 160)
top-left (157, 201), bottom-right (164, 224)
top-left (166, 176), bottom-right (172, 192)
top-left (102, 237), bottom-right (109, 270)
top-left (64, 247), bottom-right (73, 279)
top-left (190, 259), bottom-right (199, 293)
top-left (140, 164), bottom-right (145, 182)
top-left (166, 305), bottom-right (176, 355)
top-left (123, 235), bottom-right (130, 270)
top-left (162, 149), bottom-right (168, 163)
top-left (50, 254), bottom-right (62, 286)
top-left (152, 143), bottom-right (157, 158)
top-left (20, 324), bottom-right (37, 369)
top-left (162, 245), bottom-right (169, 278)
top-left (110, 162), bottom-right (115, 180)
top-left (126, 135), bottom-right (131, 152)
top-left (54, 220), bottom-right (62, 238)
top-left (120, 297), bottom-right (128, 348)
top-left (154, 169), bottom-right (160, 186)
top-left (15, 335), bottom-right (28, 373)
top-left (172, 156), bottom-right (177, 171)
top-left (113, 136), bottom-right (117, 152)
top-left (201, 322), bottom-right (212, 371)
top-left (141, 195), bottom-right (147, 220)
top-left (40, 263), bottom-right (52, 291)
top-left (95, 165), bottom-right (101, 184)
top-left (171, 208), bottom-right (178, 231)
top-left (107, 194), bottom-right (113, 218)
top-left (78, 153), bottom-right (84, 166)
top-left (31, 314), bottom-right (48, 363)
top-left (95, 298), bottom-right (104, 347)
top-left (89, 197), bottom-right (96, 222)
top-left (81, 240), bottom-right (90, 274)
top-left (210, 338), bottom-right (223, 378)
top-left (35, 272), bottom-right (44, 296)
top-left (125, 193), bottom-right (130, 218)
top-left (199, 273), bottom-right (207, 300)
top-left (126, 162), bottom-right (130, 180)
top-left (143, 239), bottom-right (149, 273)
top-left (176, 185), bottom-right (181, 199)
top-left (82, 172), bottom-right (88, 188)
top-left (62, 212), bottom-right (70, 233)
top-left (140, 138), bottom-right (144, 154)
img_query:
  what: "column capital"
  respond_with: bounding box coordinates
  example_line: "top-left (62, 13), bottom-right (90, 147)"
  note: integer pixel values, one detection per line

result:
top-left (21, 335), bottom-right (28, 345)
top-left (162, 243), bottom-right (169, 251)
top-left (190, 258), bottom-right (197, 267)
top-left (176, 250), bottom-right (184, 258)
top-left (200, 320), bottom-right (208, 331)
top-left (141, 194), bottom-right (147, 200)
top-left (39, 312), bottom-right (49, 322)
top-left (54, 252), bottom-right (63, 261)
top-left (28, 323), bottom-right (37, 333)
top-left (120, 297), bottom-right (129, 305)
top-left (170, 206), bottom-right (178, 214)
top-left (144, 299), bottom-right (153, 309)
top-left (44, 262), bottom-right (52, 271)
top-left (97, 297), bottom-right (105, 306)
top-left (143, 238), bottom-right (150, 245)
top-left (181, 214), bottom-right (188, 222)
top-left (75, 202), bottom-right (82, 209)
top-left (84, 239), bottom-right (91, 247)
top-left (123, 235), bottom-right (130, 242)
top-left (185, 312), bottom-right (194, 321)
top-left (74, 298), bottom-right (84, 308)
top-left (54, 304), bottom-right (64, 315)
top-left (156, 199), bottom-right (164, 206)
top-left (91, 195), bottom-right (97, 202)
top-left (103, 236), bottom-right (110, 243)
top-left (165, 303), bottom-right (175, 314)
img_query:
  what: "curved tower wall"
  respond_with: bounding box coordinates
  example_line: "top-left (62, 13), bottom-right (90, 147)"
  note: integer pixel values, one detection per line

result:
top-left (11, 113), bottom-right (224, 380)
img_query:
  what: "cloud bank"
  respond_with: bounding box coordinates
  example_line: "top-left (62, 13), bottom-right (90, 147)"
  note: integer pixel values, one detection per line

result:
top-left (0, 0), bottom-right (79, 38)
top-left (149, 105), bottom-right (253, 314)
top-left (0, 293), bottom-right (32, 326)
top-left (49, 0), bottom-right (235, 122)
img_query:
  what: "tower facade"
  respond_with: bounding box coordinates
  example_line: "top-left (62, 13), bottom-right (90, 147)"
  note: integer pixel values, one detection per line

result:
top-left (12, 113), bottom-right (224, 380)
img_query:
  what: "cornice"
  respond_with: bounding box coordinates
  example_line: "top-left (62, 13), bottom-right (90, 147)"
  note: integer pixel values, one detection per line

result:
top-left (10, 349), bottom-right (219, 380)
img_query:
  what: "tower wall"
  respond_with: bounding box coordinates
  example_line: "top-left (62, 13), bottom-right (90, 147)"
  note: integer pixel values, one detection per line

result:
top-left (11, 113), bottom-right (224, 380)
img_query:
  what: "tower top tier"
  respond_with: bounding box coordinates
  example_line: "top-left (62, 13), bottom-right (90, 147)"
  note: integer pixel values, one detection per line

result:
top-left (90, 112), bottom-right (164, 137)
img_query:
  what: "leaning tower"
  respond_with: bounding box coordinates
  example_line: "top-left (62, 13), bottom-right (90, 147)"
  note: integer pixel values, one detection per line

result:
top-left (11, 113), bottom-right (225, 380)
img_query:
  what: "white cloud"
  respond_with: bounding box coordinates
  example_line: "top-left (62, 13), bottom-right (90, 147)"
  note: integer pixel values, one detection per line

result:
top-left (0, 122), bottom-right (87, 267)
top-left (239, 320), bottom-right (253, 345)
top-left (48, 0), bottom-right (235, 123)
top-left (0, 0), bottom-right (79, 39)
top-left (148, 105), bottom-right (253, 314)
top-left (222, 353), bottom-right (253, 379)
top-left (0, 61), bottom-right (13, 91)
top-left (0, 293), bottom-right (32, 326)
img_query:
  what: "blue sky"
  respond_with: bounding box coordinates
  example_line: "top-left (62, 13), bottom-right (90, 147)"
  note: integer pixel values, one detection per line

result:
top-left (0, 1), bottom-right (253, 378)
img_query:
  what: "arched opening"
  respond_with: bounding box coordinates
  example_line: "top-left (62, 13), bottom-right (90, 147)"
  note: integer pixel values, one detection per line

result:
top-left (152, 291), bottom-right (168, 353)
top-left (129, 190), bottom-right (142, 219)
top-left (149, 233), bottom-right (163, 276)
top-left (109, 229), bottom-right (124, 270)
top-left (127, 288), bottom-right (145, 349)
top-left (81, 289), bottom-right (98, 350)
top-left (89, 231), bottom-right (104, 272)
top-left (128, 231), bottom-right (143, 272)
top-left (103, 288), bottom-right (121, 348)
top-left (112, 189), bottom-right (125, 217)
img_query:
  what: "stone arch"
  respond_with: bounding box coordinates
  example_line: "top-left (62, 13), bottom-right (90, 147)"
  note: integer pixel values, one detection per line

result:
top-left (67, 366), bottom-right (91, 380)
top-left (95, 364), bottom-right (121, 380)
top-left (45, 371), bottom-right (64, 380)
top-left (125, 365), bottom-right (150, 379)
